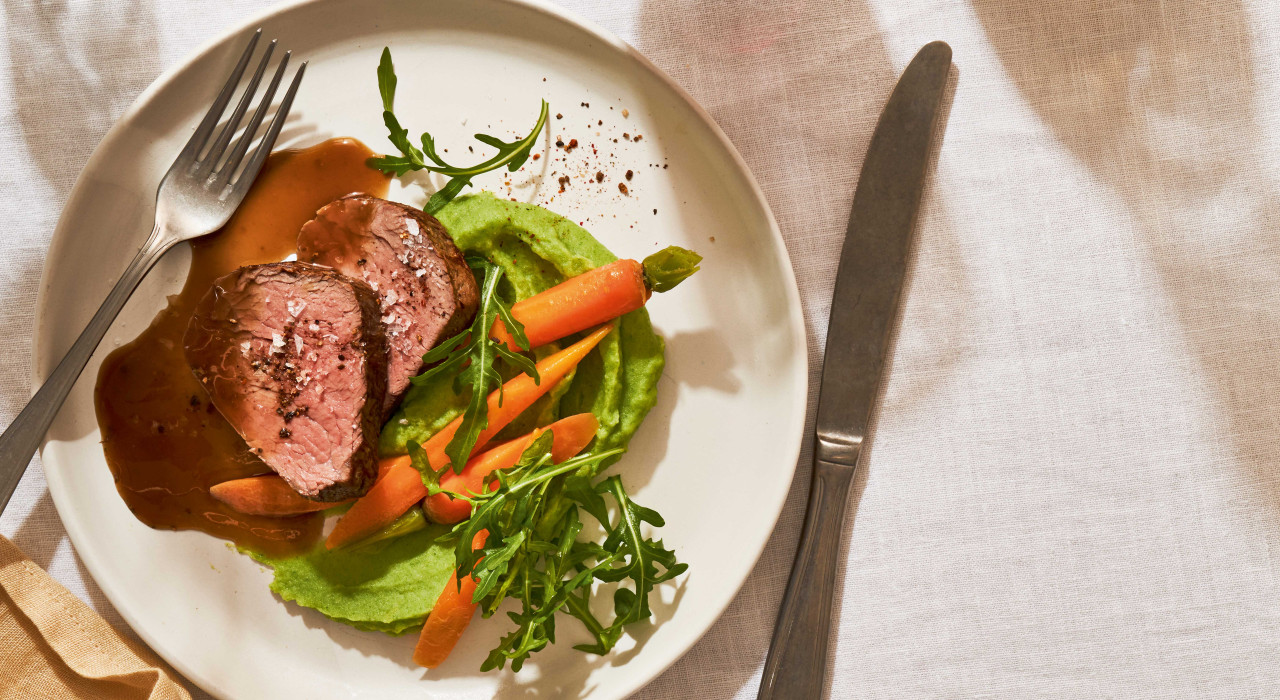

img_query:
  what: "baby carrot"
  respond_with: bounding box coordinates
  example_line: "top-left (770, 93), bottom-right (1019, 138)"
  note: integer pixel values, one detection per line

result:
top-left (413, 530), bottom-right (489, 669)
top-left (416, 324), bottom-right (613, 469)
top-left (209, 475), bottom-right (351, 516)
top-left (423, 412), bottom-right (599, 524)
top-left (325, 326), bottom-right (612, 550)
top-left (491, 259), bottom-right (647, 350)
top-left (491, 246), bottom-right (700, 351)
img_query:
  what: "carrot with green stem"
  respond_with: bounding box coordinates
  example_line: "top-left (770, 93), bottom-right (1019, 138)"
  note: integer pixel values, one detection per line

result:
top-left (325, 325), bottom-right (612, 550)
top-left (491, 246), bottom-right (701, 351)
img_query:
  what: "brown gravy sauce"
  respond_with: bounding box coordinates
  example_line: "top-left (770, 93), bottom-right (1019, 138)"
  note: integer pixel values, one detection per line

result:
top-left (94, 138), bottom-right (390, 557)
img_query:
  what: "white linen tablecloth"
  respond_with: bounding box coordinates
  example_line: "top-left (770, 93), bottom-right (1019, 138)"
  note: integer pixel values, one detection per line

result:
top-left (5, 0), bottom-right (1280, 697)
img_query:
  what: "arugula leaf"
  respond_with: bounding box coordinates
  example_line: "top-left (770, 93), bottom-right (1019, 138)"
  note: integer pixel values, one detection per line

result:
top-left (377, 47), bottom-right (396, 112)
top-left (410, 258), bottom-right (539, 473)
top-left (370, 47), bottom-right (549, 214)
top-left (441, 435), bottom-right (685, 672)
top-left (590, 476), bottom-right (687, 627)
top-left (406, 440), bottom-right (446, 491)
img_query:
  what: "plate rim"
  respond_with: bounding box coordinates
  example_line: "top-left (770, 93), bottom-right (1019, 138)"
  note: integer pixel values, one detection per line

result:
top-left (35, 1), bottom-right (810, 697)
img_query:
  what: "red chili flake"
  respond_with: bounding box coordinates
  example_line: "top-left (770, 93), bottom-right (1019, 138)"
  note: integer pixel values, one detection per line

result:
top-left (565, 139), bottom-right (579, 152)
top-left (532, 153), bottom-right (541, 160)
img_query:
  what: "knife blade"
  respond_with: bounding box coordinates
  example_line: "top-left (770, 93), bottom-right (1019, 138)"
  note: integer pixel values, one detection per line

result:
top-left (758, 41), bottom-right (952, 699)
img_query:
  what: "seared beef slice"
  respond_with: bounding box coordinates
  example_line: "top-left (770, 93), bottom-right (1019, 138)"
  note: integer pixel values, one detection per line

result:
top-left (184, 262), bottom-right (387, 501)
top-left (297, 195), bottom-right (479, 415)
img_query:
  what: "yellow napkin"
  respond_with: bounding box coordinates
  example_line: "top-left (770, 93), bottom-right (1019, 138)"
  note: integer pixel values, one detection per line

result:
top-left (0, 535), bottom-right (191, 699)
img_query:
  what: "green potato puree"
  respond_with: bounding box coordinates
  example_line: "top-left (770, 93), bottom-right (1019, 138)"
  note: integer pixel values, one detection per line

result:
top-left (254, 192), bottom-right (665, 633)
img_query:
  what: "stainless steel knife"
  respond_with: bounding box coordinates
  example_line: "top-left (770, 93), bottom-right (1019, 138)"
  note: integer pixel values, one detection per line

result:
top-left (757, 41), bottom-right (952, 699)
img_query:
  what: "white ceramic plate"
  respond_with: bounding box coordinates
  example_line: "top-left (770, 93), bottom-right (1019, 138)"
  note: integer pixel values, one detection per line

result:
top-left (35, 1), bottom-right (806, 697)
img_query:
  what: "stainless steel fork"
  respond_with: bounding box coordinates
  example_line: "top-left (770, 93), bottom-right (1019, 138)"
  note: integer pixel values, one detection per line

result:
top-left (0, 30), bottom-right (306, 514)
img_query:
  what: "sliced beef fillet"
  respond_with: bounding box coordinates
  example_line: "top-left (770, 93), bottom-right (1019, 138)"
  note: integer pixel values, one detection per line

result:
top-left (297, 195), bottom-right (479, 416)
top-left (183, 262), bottom-right (387, 501)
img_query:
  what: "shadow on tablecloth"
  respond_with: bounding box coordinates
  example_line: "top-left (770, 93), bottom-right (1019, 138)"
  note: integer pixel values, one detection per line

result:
top-left (972, 0), bottom-right (1280, 517)
top-left (632, 2), bottom-right (970, 698)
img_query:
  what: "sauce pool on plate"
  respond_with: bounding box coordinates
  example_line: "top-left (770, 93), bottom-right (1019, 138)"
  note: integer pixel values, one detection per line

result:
top-left (94, 138), bottom-right (390, 557)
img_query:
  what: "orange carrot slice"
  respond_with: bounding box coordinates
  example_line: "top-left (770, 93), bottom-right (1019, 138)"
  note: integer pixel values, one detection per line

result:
top-left (423, 412), bottom-right (599, 524)
top-left (210, 457), bottom-right (401, 517)
top-left (325, 326), bottom-right (612, 550)
top-left (208, 475), bottom-right (349, 516)
top-left (492, 259), bottom-right (648, 350)
top-left (413, 530), bottom-right (489, 669)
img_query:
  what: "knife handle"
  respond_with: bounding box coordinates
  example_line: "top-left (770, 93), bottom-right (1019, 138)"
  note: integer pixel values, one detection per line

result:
top-left (757, 458), bottom-right (856, 700)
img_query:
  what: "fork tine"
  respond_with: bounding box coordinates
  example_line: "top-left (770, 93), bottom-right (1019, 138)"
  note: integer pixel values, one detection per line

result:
top-left (176, 29), bottom-right (261, 165)
top-left (218, 51), bottom-right (290, 180)
top-left (229, 62), bottom-right (306, 197)
top-left (197, 40), bottom-right (276, 177)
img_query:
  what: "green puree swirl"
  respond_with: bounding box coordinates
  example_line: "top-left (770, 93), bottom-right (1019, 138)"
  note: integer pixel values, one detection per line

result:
top-left (253, 192), bottom-right (665, 634)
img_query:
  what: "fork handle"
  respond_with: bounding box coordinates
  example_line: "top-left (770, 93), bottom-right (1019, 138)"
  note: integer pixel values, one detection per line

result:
top-left (0, 227), bottom-right (169, 514)
top-left (757, 458), bottom-right (856, 700)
